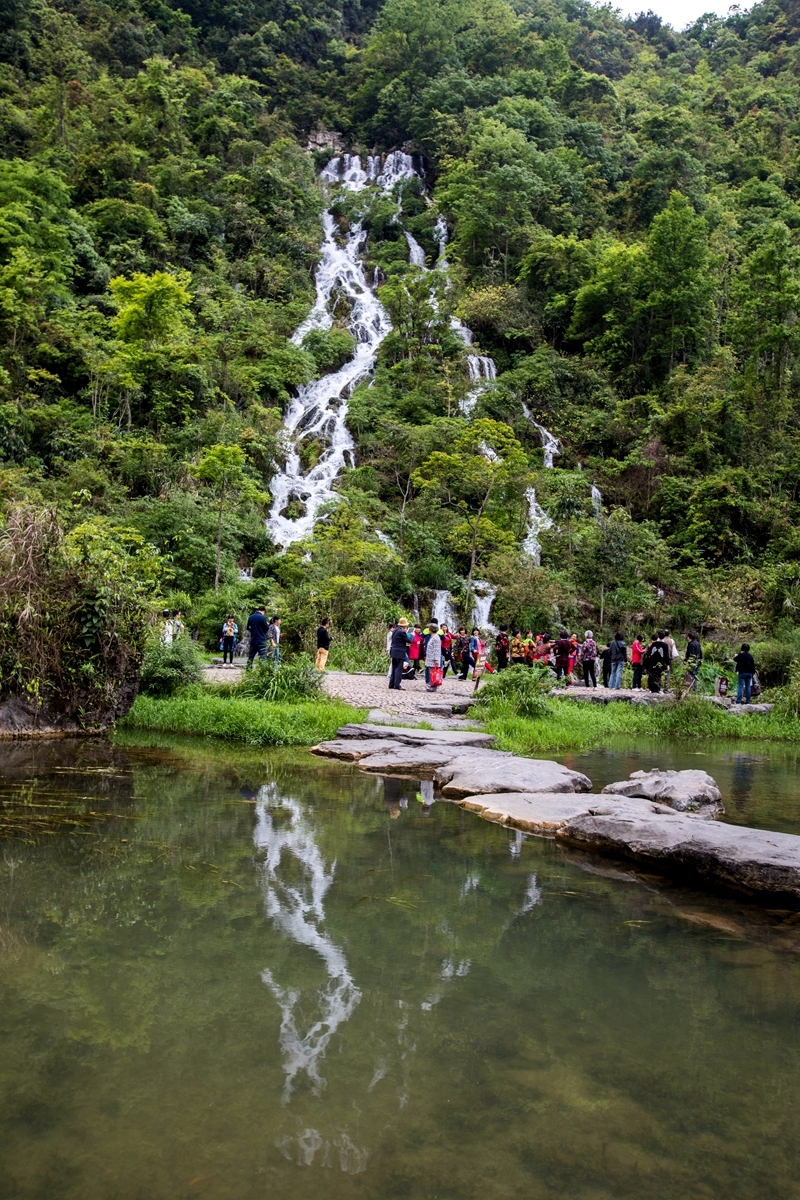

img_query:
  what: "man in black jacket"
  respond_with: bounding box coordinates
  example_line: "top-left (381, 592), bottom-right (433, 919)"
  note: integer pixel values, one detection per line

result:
top-left (316, 618), bottom-right (331, 671)
top-left (389, 618), bottom-right (412, 690)
top-left (246, 606), bottom-right (268, 667)
top-left (734, 642), bottom-right (756, 704)
top-left (608, 632), bottom-right (627, 690)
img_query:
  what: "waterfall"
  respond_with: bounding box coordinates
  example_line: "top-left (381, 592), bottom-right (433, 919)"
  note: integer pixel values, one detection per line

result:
top-left (432, 589), bottom-right (458, 628)
top-left (253, 784), bottom-right (361, 1101)
top-left (461, 355), bottom-right (497, 416)
top-left (591, 484), bottom-right (603, 520)
top-left (522, 487), bottom-right (552, 566)
top-left (267, 157), bottom-right (418, 547)
top-left (405, 230), bottom-right (427, 266)
top-left (521, 402), bottom-right (560, 468)
top-left (470, 581), bottom-right (497, 633)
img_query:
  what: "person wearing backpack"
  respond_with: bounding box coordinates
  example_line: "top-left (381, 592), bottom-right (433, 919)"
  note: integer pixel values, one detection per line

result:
top-left (454, 627), bottom-right (471, 680)
top-left (580, 630), bottom-right (598, 688)
top-left (734, 643), bottom-right (756, 704)
top-left (643, 631), bottom-right (670, 693)
top-left (608, 632), bottom-right (627, 689)
top-left (495, 624), bottom-right (510, 670)
top-left (685, 631), bottom-right (702, 691)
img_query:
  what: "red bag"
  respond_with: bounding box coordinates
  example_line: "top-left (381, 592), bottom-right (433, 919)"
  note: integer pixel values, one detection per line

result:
top-left (430, 665), bottom-right (443, 687)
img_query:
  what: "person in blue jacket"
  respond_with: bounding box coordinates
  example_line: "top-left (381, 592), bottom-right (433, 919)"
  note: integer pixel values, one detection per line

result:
top-left (246, 606), bottom-right (268, 667)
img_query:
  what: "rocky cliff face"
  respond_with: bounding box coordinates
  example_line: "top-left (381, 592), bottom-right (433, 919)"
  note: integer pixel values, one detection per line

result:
top-left (0, 675), bottom-right (140, 739)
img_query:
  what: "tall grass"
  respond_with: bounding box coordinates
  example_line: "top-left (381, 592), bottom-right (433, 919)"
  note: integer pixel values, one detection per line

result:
top-left (122, 688), bottom-right (362, 746)
top-left (487, 697), bottom-right (800, 755)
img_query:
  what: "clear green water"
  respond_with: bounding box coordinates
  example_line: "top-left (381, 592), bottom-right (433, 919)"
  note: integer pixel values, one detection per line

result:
top-left (2, 734), bottom-right (800, 1200)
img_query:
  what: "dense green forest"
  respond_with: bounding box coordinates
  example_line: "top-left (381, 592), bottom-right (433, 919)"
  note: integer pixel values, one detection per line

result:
top-left (3, 0), bottom-right (800, 658)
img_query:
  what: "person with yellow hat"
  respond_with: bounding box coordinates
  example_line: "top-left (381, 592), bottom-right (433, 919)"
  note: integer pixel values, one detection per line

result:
top-left (389, 617), bottom-right (412, 690)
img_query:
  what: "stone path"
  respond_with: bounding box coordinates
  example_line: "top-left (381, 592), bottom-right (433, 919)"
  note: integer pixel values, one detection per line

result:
top-left (321, 670), bottom-right (479, 719)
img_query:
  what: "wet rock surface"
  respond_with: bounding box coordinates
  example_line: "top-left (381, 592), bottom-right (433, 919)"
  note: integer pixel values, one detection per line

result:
top-left (602, 768), bottom-right (724, 818)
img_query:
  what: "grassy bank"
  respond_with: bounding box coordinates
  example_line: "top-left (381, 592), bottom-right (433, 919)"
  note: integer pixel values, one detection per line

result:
top-left (486, 698), bottom-right (800, 756)
top-left (122, 689), bottom-right (363, 747)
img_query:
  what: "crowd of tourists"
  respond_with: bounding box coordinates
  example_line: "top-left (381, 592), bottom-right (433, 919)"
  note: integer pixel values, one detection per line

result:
top-left (387, 619), bottom-right (493, 692)
top-left (384, 620), bottom-right (760, 704)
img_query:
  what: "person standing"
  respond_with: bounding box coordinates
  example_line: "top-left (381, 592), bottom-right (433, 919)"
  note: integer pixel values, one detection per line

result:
top-left (266, 615), bottom-right (281, 665)
top-left (630, 633), bottom-right (644, 690)
top-left (599, 642), bottom-right (612, 688)
top-left (553, 631), bottom-right (573, 682)
top-left (246, 605), bottom-right (269, 667)
top-left (315, 618), bottom-right (331, 671)
top-left (455, 627), bottom-right (470, 680)
top-left (172, 610), bottom-right (184, 639)
top-left (685, 630), bottom-right (702, 690)
top-left (734, 642), bottom-right (756, 704)
top-left (643, 631), bottom-right (670, 693)
top-left (510, 630), bottom-right (525, 667)
top-left (608, 632), bottom-right (627, 690)
top-left (160, 608), bottom-right (174, 646)
top-left (221, 614), bottom-right (238, 664)
top-left (389, 618), bottom-right (412, 690)
top-left (580, 630), bottom-right (598, 689)
top-left (407, 624), bottom-right (423, 680)
top-left (425, 621), bottom-right (442, 690)
top-left (663, 629), bottom-right (680, 690)
top-left (495, 624), bottom-right (510, 671)
top-left (440, 625), bottom-right (454, 677)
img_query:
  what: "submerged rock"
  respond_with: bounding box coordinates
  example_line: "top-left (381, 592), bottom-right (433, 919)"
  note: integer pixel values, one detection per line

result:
top-left (602, 769), bottom-right (723, 817)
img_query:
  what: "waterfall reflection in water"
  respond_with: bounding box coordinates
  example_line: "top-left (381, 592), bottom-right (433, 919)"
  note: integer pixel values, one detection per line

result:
top-left (253, 784), bottom-right (361, 1102)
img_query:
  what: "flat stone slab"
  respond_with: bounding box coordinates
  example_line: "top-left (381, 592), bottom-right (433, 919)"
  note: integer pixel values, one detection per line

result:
top-left (310, 738), bottom-right (395, 762)
top-left (453, 792), bottom-right (672, 834)
top-left (550, 688), bottom-right (674, 705)
top-left (434, 752), bottom-right (593, 798)
top-left (357, 745), bottom-right (463, 775)
top-left (602, 768), bottom-right (724, 818)
top-left (558, 806), bottom-right (800, 902)
top-left (334, 723), bottom-right (494, 748)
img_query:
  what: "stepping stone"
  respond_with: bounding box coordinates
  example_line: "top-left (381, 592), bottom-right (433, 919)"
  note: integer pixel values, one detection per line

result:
top-left (435, 752), bottom-right (592, 798)
top-left (602, 768), bottom-right (723, 817)
top-left (334, 723), bottom-right (494, 748)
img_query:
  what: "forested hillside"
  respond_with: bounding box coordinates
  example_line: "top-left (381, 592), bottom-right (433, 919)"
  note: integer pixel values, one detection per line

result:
top-left (3, 0), bottom-right (800, 656)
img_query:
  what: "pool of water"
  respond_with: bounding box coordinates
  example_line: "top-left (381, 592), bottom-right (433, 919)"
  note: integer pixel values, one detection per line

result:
top-left (2, 734), bottom-right (800, 1200)
top-left (565, 738), bottom-right (800, 834)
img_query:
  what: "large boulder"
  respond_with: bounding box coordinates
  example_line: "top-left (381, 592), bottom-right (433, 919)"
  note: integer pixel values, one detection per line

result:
top-left (435, 752), bottom-right (592, 798)
top-left (601, 768), bottom-right (723, 817)
top-left (558, 805), bottom-right (800, 901)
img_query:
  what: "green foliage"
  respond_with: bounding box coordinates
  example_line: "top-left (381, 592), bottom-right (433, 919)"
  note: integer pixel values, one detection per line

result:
top-left (139, 634), bottom-right (204, 697)
top-left (236, 659), bottom-right (322, 702)
top-left (474, 663), bottom-right (553, 719)
top-left (123, 691), bottom-right (362, 746)
top-left (0, 504), bottom-right (161, 725)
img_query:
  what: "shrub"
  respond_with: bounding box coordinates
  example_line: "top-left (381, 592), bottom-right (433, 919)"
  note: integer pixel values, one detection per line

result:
top-left (236, 659), bottom-right (321, 702)
top-left (474, 663), bottom-right (553, 719)
top-left (0, 505), bottom-right (162, 731)
top-left (139, 635), bottom-right (204, 697)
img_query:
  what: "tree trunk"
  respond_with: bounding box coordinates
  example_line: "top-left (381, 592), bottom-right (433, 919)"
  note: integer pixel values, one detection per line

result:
top-left (214, 488), bottom-right (225, 594)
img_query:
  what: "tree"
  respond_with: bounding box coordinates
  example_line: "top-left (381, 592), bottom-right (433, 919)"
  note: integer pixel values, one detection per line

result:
top-left (412, 417), bottom-right (528, 611)
top-left (190, 444), bottom-right (266, 593)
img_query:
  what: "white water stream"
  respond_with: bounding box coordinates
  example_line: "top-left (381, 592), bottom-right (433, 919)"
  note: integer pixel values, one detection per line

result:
top-left (471, 580), bottom-right (498, 633)
top-left (432, 589), bottom-right (459, 629)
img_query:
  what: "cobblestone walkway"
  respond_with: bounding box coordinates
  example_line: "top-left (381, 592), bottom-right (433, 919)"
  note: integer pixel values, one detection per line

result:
top-left (321, 670), bottom-right (478, 716)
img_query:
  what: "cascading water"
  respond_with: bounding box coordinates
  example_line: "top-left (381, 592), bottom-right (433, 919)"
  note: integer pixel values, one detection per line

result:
top-left (432, 589), bottom-right (458, 629)
top-left (591, 484), bottom-right (603, 520)
top-left (470, 581), bottom-right (497, 633)
top-left (405, 231), bottom-right (427, 267)
top-left (267, 153), bottom-right (417, 548)
top-left (522, 401), bottom-right (561, 469)
top-left (522, 487), bottom-right (553, 567)
top-left (461, 356), bottom-right (497, 416)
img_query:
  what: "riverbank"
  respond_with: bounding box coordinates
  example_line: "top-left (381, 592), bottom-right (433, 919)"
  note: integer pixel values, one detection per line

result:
top-left (485, 696), bottom-right (800, 755)
top-left (121, 690), bottom-right (363, 747)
